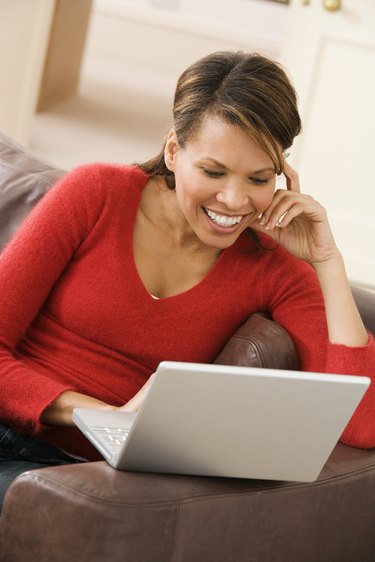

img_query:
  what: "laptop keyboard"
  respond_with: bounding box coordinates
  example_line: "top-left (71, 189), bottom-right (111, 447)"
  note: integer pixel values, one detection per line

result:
top-left (90, 426), bottom-right (130, 453)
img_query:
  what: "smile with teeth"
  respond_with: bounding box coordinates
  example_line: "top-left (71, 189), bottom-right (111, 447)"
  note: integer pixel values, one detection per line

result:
top-left (204, 208), bottom-right (243, 228)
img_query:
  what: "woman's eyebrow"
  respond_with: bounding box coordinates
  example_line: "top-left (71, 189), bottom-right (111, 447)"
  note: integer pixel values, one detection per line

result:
top-left (202, 157), bottom-right (275, 174)
top-left (201, 157), bottom-right (226, 168)
top-left (252, 167), bottom-right (275, 174)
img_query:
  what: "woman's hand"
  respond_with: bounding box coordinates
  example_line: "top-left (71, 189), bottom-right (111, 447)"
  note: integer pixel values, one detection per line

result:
top-left (114, 373), bottom-right (156, 413)
top-left (41, 374), bottom-right (157, 426)
top-left (253, 160), bottom-right (340, 267)
top-left (252, 159), bottom-right (368, 346)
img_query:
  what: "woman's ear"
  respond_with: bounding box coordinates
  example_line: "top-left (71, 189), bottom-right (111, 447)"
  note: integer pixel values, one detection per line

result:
top-left (164, 129), bottom-right (180, 172)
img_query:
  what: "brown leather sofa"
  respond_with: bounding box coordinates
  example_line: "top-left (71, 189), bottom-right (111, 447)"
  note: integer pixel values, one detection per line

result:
top-left (0, 132), bottom-right (374, 562)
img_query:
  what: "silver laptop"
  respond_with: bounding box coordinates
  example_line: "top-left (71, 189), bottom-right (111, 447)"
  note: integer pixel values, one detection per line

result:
top-left (72, 361), bottom-right (370, 482)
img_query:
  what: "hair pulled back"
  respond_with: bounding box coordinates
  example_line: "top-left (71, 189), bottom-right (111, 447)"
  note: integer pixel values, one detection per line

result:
top-left (138, 51), bottom-right (301, 187)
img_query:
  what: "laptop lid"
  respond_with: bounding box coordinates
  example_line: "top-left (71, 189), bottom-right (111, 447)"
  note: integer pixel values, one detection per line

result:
top-left (73, 361), bottom-right (370, 482)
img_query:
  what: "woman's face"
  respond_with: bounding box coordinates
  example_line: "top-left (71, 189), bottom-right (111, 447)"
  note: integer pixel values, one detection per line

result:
top-left (164, 115), bottom-right (277, 250)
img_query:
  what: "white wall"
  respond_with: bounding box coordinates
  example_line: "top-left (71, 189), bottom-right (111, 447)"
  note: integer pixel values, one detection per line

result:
top-left (102, 0), bottom-right (289, 46)
top-left (90, 0), bottom-right (289, 109)
top-left (94, 0), bottom-right (288, 59)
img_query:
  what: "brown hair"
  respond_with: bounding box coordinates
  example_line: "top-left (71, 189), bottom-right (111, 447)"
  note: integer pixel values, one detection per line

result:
top-left (137, 50), bottom-right (301, 188)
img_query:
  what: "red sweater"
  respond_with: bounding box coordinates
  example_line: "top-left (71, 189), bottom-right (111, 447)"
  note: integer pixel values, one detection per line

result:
top-left (0, 163), bottom-right (374, 459)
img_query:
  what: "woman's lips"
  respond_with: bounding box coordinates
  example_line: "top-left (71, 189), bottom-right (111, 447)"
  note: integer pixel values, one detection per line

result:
top-left (204, 207), bottom-right (244, 228)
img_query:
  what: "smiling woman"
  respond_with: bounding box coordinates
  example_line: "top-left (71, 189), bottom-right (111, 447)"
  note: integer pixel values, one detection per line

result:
top-left (0, 49), bottom-right (375, 508)
top-left (137, 51), bottom-right (299, 253)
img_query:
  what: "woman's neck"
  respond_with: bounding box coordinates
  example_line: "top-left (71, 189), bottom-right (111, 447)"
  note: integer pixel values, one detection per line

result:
top-left (140, 177), bottom-right (221, 259)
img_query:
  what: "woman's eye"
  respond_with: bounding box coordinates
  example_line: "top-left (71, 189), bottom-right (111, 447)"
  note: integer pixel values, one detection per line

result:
top-left (202, 168), bottom-right (224, 178)
top-left (249, 177), bottom-right (269, 185)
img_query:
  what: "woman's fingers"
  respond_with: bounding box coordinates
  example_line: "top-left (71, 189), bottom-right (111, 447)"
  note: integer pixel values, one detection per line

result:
top-left (283, 160), bottom-right (301, 193)
top-left (258, 189), bottom-right (310, 230)
top-left (257, 158), bottom-right (303, 229)
top-left (119, 374), bottom-right (156, 413)
top-left (120, 391), bottom-right (146, 413)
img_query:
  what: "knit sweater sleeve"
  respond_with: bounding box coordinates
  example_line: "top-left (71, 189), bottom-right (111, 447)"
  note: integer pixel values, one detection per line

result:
top-left (261, 245), bottom-right (375, 448)
top-left (0, 164), bottom-right (102, 434)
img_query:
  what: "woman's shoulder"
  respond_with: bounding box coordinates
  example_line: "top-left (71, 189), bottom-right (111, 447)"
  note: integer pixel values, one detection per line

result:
top-left (35, 163), bottom-right (149, 228)
top-left (65, 162), bottom-right (149, 189)
top-left (54, 162), bottom-right (149, 208)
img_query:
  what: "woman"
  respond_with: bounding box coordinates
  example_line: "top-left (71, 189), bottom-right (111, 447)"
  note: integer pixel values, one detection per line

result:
top-left (0, 51), bottom-right (374, 506)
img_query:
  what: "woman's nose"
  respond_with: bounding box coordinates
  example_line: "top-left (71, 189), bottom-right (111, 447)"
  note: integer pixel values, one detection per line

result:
top-left (216, 184), bottom-right (249, 211)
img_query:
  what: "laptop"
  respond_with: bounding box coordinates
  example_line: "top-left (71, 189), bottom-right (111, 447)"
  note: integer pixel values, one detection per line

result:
top-left (72, 361), bottom-right (370, 482)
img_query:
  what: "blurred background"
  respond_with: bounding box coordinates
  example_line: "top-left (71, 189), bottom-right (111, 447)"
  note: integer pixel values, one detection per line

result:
top-left (0, 0), bottom-right (374, 288)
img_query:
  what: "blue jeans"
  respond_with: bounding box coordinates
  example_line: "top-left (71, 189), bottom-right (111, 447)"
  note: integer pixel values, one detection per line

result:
top-left (0, 423), bottom-right (82, 511)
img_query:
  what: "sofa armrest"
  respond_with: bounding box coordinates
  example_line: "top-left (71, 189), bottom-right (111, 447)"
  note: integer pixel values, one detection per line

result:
top-left (1, 444), bottom-right (375, 562)
top-left (214, 312), bottom-right (299, 370)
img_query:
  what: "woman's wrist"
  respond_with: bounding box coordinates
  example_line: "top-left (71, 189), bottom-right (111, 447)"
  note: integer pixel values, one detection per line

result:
top-left (310, 248), bottom-right (344, 276)
top-left (311, 252), bottom-right (368, 346)
top-left (41, 390), bottom-right (115, 427)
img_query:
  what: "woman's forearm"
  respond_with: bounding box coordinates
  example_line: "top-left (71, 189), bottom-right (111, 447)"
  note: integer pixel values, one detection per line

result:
top-left (313, 253), bottom-right (369, 347)
top-left (41, 390), bottom-right (114, 427)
